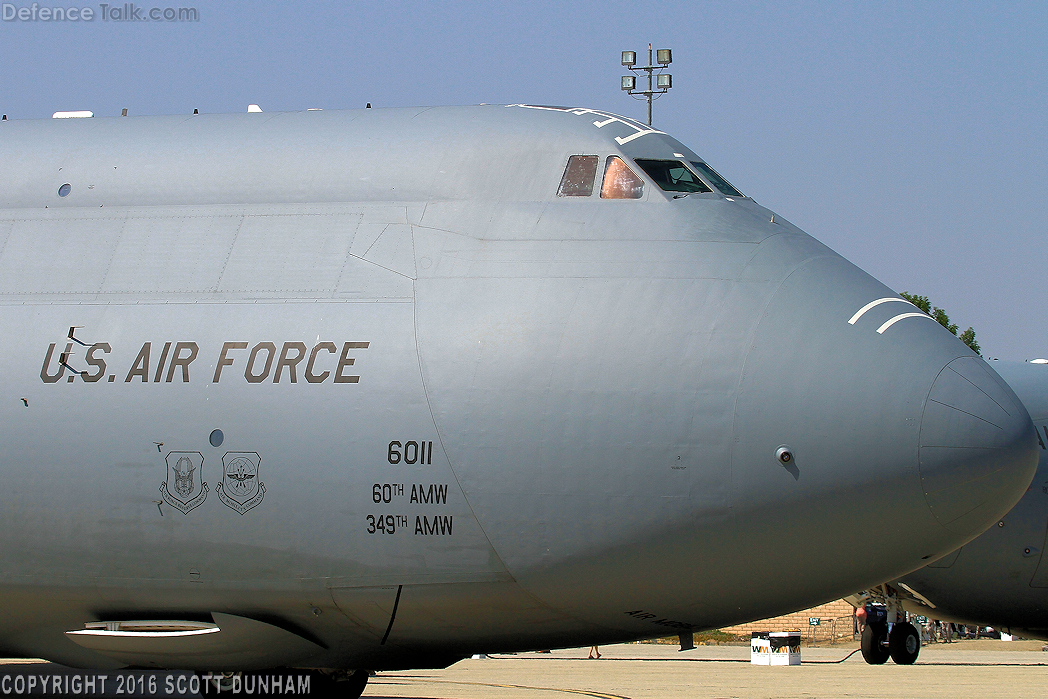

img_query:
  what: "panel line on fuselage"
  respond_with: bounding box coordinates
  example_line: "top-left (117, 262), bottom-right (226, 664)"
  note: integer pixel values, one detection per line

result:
top-left (379, 585), bottom-right (402, 645)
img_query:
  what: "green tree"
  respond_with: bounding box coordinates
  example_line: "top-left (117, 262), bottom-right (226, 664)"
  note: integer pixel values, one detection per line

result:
top-left (901, 293), bottom-right (931, 314)
top-left (899, 292), bottom-right (980, 355)
top-left (958, 327), bottom-right (979, 353)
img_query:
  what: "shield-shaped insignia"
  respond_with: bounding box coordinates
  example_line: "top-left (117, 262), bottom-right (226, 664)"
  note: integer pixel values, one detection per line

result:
top-left (160, 451), bottom-right (207, 514)
top-left (217, 452), bottom-right (265, 515)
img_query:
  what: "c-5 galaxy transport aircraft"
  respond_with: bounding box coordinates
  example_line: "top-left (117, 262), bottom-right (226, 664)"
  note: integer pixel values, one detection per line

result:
top-left (855, 360), bottom-right (1048, 663)
top-left (0, 104), bottom-right (1037, 692)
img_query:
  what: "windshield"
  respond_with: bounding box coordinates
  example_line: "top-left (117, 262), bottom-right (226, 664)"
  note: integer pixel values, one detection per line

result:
top-left (633, 159), bottom-right (713, 194)
top-left (690, 161), bottom-right (743, 197)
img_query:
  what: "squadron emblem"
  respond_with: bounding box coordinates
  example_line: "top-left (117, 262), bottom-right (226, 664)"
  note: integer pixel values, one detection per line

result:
top-left (217, 452), bottom-right (265, 515)
top-left (160, 451), bottom-right (208, 514)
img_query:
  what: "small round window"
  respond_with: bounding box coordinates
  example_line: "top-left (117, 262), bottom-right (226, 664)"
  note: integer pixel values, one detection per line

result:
top-left (58, 183), bottom-right (71, 197)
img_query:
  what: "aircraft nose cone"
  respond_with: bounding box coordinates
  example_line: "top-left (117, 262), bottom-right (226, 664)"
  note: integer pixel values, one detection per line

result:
top-left (919, 357), bottom-right (1038, 534)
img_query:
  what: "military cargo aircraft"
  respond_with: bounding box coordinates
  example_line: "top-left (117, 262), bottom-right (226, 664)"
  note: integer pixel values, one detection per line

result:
top-left (0, 104), bottom-right (1037, 693)
top-left (855, 360), bottom-right (1048, 664)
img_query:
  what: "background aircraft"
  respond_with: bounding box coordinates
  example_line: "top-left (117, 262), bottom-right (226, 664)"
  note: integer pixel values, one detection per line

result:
top-left (854, 360), bottom-right (1048, 664)
top-left (0, 104), bottom-right (1036, 693)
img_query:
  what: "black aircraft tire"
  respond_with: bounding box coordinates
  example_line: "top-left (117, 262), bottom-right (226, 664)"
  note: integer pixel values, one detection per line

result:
top-left (861, 622), bottom-right (890, 664)
top-left (338, 669), bottom-right (370, 699)
top-left (889, 622), bottom-right (921, 665)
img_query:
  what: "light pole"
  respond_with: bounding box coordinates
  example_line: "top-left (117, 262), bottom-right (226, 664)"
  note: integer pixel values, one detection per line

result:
top-left (620, 44), bottom-right (672, 126)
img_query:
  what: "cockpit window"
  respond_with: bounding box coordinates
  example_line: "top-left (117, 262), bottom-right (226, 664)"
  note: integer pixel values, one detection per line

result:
top-left (600, 156), bottom-right (644, 199)
top-left (558, 155), bottom-right (599, 196)
top-left (690, 161), bottom-right (743, 197)
top-left (633, 159), bottom-right (713, 194)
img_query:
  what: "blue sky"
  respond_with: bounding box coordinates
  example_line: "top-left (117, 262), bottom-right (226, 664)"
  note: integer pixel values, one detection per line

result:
top-left (2, 1), bottom-right (1045, 359)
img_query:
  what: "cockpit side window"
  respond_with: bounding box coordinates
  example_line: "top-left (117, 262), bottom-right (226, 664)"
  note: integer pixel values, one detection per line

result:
top-left (690, 161), bottom-right (743, 197)
top-left (600, 156), bottom-right (644, 199)
top-left (633, 159), bottom-right (713, 194)
top-left (558, 155), bottom-right (599, 196)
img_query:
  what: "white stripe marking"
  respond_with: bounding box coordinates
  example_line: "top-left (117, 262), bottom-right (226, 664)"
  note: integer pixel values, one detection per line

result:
top-left (848, 297), bottom-right (912, 325)
top-left (68, 627), bottom-right (220, 638)
top-left (877, 312), bottom-right (936, 334)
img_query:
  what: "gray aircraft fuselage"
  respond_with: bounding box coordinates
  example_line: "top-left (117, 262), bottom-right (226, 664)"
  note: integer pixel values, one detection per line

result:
top-left (895, 360), bottom-right (1048, 638)
top-left (0, 104), bottom-right (1036, 671)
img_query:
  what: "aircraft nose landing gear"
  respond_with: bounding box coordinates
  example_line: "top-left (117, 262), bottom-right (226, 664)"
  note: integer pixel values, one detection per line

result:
top-left (856, 596), bottom-right (923, 665)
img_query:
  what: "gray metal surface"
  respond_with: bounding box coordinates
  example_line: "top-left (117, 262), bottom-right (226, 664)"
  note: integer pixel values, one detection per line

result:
top-left (0, 104), bottom-right (1036, 671)
top-left (895, 360), bottom-right (1048, 637)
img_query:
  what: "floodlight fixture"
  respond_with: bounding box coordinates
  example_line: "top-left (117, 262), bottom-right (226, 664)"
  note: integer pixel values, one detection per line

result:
top-left (617, 44), bottom-right (675, 126)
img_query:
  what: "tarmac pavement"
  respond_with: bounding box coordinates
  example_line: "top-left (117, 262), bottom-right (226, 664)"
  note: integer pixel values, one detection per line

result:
top-left (0, 639), bottom-right (1044, 697)
top-left (366, 640), bottom-right (1048, 699)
